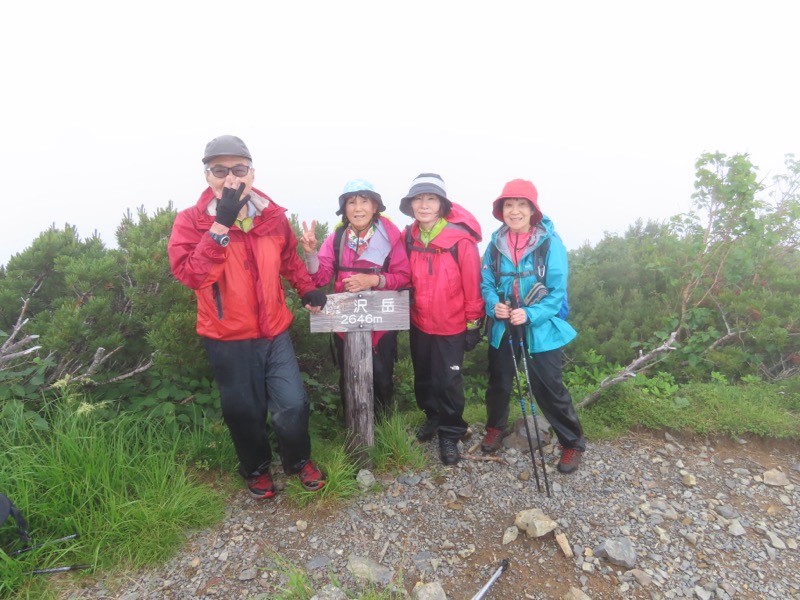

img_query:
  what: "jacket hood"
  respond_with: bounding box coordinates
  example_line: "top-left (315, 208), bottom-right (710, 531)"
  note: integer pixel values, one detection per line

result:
top-left (408, 201), bottom-right (482, 246)
top-left (443, 201), bottom-right (482, 242)
top-left (492, 179), bottom-right (543, 225)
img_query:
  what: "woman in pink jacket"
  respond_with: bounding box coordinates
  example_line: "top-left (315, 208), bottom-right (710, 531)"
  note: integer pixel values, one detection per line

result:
top-left (301, 180), bottom-right (411, 419)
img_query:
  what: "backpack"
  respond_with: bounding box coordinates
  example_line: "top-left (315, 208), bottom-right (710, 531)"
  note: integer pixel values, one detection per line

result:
top-left (0, 492), bottom-right (30, 544)
top-left (333, 225), bottom-right (391, 277)
top-left (404, 226), bottom-right (459, 268)
top-left (489, 234), bottom-right (569, 320)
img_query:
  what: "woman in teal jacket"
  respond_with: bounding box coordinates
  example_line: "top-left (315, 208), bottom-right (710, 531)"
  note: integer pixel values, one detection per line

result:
top-left (480, 179), bottom-right (585, 474)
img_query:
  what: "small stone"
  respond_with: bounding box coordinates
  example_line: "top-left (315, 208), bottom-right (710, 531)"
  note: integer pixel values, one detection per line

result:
top-left (728, 520), bottom-right (747, 536)
top-left (356, 469), bottom-right (376, 491)
top-left (763, 468), bottom-right (789, 486)
top-left (766, 531), bottom-right (786, 550)
top-left (297, 520), bottom-right (308, 532)
top-left (458, 544), bottom-right (476, 558)
top-left (555, 532), bottom-right (574, 558)
top-left (515, 508), bottom-right (558, 537)
top-left (682, 473), bottom-right (697, 487)
top-left (412, 581), bottom-right (447, 600)
top-left (239, 567), bottom-right (257, 581)
top-left (562, 587), bottom-right (592, 599)
top-left (502, 526), bottom-right (519, 545)
top-left (629, 568), bottom-right (652, 586)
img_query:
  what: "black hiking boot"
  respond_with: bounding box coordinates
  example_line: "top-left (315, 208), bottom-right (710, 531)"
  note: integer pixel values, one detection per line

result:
top-left (416, 417), bottom-right (439, 442)
top-left (439, 437), bottom-right (460, 466)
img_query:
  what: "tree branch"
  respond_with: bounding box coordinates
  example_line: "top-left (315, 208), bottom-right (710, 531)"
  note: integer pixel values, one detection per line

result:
top-left (577, 330), bottom-right (678, 409)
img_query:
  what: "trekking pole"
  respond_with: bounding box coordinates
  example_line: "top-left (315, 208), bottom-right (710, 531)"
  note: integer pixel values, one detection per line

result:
top-left (510, 296), bottom-right (551, 498)
top-left (470, 559), bottom-right (509, 600)
top-left (500, 294), bottom-right (542, 494)
top-left (29, 564), bottom-right (92, 575)
top-left (10, 533), bottom-right (80, 556)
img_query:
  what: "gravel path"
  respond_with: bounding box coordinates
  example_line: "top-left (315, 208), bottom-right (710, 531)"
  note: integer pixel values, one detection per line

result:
top-left (61, 429), bottom-right (800, 600)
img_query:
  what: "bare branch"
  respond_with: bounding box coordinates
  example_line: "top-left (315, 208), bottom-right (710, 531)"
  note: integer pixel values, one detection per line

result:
top-left (577, 330), bottom-right (678, 409)
top-left (0, 345), bottom-right (42, 367)
top-left (0, 299), bottom-right (33, 353)
top-left (86, 356), bottom-right (155, 386)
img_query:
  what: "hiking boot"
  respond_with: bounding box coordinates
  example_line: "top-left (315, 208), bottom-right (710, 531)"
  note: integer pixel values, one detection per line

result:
top-left (481, 427), bottom-right (510, 453)
top-left (439, 437), bottom-right (460, 466)
top-left (416, 417), bottom-right (439, 442)
top-left (557, 446), bottom-right (583, 474)
top-left (245, 471), bottom-right (275, 499)
top-left (298, 460), bottom-right (326, 491)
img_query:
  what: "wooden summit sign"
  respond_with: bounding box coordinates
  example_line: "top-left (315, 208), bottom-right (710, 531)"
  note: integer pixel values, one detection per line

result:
top-left (309, 290), bottom-right (410, 463)
top-left (309, 290), bottom-right (409, 333)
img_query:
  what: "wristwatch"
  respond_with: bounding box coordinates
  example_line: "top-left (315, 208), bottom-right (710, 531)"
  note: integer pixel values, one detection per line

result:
top-left (209, 231), bottom-right (230, 247)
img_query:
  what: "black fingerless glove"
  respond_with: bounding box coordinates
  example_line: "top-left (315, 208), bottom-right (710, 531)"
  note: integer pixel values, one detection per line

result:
top-left (301, 289), bottom-right (327, 309)
top-left (464, 327), bottom-right (482, 351)
top-left (215, 183), bottom-right (250, 228)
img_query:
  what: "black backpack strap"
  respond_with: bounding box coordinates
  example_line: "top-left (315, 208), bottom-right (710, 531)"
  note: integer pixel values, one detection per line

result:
top-left (0, 492), bottom-right (31, 544)
top-left (333, 225), bottom-right (346, 278)
top-left (490, 243), bottom-right (536, 286)
top-left (533, 237), bottom-right (551, 282)
top-left (405, 227), bottom-right (459, 274)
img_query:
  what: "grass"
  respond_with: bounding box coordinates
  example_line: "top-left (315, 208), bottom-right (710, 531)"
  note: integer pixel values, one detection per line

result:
top-left (2, 373), bottom-right (798, 599)
top-left (0, 398), bottom-right (224, 598)
top-left (579, 377), bottom-right (800, 440)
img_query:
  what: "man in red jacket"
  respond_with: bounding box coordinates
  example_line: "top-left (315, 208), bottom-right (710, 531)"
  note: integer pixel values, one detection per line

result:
top-left (169, 135), bottom-right (328, 499)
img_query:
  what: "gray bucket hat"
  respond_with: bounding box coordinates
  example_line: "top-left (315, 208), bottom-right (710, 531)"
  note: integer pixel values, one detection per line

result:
top-left (399, 173), bottom-right (452, 217)
top-left (202, 135), bottom-right (252, 164)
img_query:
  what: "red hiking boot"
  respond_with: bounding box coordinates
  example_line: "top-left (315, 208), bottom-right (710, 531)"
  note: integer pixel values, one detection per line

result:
top-left (298, 460), bottom-right (326, 491)
top-left (245, 471), bottom-right (275, 499)
top-left (481, 427), bottom-right (510, 453)
top-left (557, 446), bottom-right (583, 474)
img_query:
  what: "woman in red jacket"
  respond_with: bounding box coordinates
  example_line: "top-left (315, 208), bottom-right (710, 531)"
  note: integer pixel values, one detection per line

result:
top-left (400, 173), bottom-right (484, 465)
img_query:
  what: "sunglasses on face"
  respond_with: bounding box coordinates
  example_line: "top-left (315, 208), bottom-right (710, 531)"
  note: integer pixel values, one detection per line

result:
top-left (205, 165), bottom-right (252, 178)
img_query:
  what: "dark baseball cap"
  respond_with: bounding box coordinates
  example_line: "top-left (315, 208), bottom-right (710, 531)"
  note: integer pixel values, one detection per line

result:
top-left (202, 135), bottom-right (252, 164)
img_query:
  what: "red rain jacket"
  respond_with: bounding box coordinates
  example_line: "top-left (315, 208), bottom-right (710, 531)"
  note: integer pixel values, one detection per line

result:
top-left (405, 202), bottom-right (485, 335)
top-left (168, 187), bottom-right (317, 340)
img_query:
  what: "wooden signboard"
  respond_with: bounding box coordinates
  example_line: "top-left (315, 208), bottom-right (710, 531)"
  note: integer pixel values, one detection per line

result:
top-left (310, 290), bottom-right (410, 462)
top-left (309, 290), bottom-right (409, 333)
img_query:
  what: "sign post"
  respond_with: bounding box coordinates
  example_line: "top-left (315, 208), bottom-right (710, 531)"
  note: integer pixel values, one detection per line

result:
top-left (310, 290), bottom-right (410, 464)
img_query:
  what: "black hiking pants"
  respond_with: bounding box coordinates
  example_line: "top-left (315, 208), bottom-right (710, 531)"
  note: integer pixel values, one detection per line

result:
top-left (485, 335), bottom-right (585, 451)
top-left (204, 333), bottom-right (312, 478)
top-left (409, 325), bottom-right (469, 440)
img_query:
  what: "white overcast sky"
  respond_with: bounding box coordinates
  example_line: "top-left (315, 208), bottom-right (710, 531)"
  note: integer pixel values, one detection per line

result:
top-left (1, 1), bottom-right (797, 268)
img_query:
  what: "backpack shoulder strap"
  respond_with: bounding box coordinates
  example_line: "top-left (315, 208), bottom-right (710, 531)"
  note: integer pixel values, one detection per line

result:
top-left (333, 225), bottom-right (346, 277)
top-left (490, 241), bottom-right (537, 286)
top-left (534, 236), bottom-right (551, 282)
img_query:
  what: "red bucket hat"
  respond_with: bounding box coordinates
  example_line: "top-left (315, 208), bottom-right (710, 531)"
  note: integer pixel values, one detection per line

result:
top-left (492, 179), bottom-right (542, 225)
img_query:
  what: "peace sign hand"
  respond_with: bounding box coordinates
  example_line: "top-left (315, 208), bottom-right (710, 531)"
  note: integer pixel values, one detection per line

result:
top-left (300, 220), bottom-right (318, 254)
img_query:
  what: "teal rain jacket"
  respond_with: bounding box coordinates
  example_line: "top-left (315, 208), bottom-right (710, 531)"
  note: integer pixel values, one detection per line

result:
top-left (480, 215), bottom-right (576, 353)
